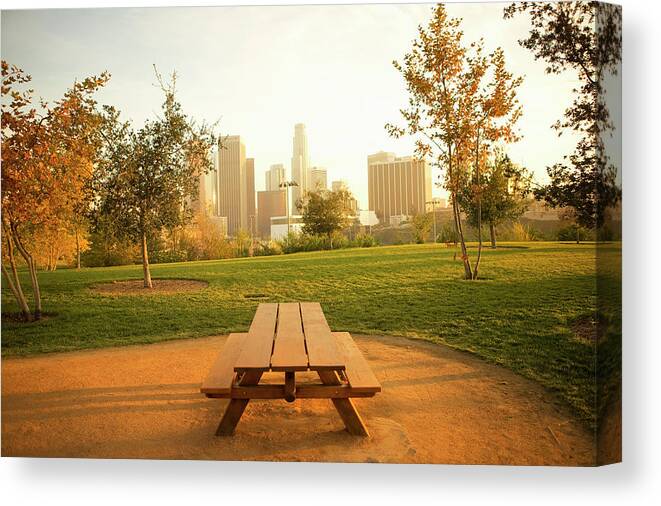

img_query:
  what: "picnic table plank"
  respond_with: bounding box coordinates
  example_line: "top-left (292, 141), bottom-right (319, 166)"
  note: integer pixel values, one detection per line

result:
top-left (300, 302), bottom-right (345, 371)
top-left (332, 332), bottom-right (381, 394)
top-left (200, 333), bottom-right (247, 396)
top-left (271, 302), bottom-right (309, 372)
top-left (234, 303), bottom-right (278, 372)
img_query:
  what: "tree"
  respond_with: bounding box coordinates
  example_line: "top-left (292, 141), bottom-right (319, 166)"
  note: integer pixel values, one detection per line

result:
top-left (458, 152), bottom-right (532, 248)
top-left (387, 5), bottom-right (522, 279)
top-left (411, 213), bottom-right (433, 244)
top-left (298, 188), bottom-right (354, 248)
top-left (93, 69), bottom-right (217, 288)
top-left (464, 47), bottom-right (523, 278)
top-left (504, 2), bottom-right (622, 233)
top-left (1, 61), bottom-right (108, 320)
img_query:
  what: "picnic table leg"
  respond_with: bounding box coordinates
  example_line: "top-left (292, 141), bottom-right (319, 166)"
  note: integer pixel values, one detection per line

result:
top-left (216, 370), bottom-right (263, 436)
top-left (317, 370), bottom-right (370, 437)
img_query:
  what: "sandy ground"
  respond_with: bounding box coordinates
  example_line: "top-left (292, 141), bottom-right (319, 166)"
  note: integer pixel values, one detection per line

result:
top-left (2, 334), bottom-right (595, 465)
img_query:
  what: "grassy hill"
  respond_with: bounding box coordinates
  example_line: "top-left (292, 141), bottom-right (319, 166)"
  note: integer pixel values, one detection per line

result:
top-left (1, 242), bottom-right (621, 424)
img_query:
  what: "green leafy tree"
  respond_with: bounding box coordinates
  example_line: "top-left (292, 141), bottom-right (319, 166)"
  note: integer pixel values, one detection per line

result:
top-left (93, 69), bottom-right (217, 288)
top-left (298, 189), bottom-right (354, 249)
top-left (458, 153), bottom-right (532, 248)
top-left (504, 2), bottom-right (622, 232)
top-left (411, 213), bottom-right (433, 244)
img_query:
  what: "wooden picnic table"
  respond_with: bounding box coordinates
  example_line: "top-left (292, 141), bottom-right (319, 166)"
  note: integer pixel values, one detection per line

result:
top-left (201, 302), bottom-right (381, 437)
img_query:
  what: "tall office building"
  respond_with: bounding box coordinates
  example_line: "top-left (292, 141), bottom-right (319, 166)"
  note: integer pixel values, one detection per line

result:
top-left (265, 163), bottom-right (285, 191)
top-left (217, 135), bottom-right (247, 235)
top-left (246, 158), bottom-right (256, 235)
top-left (291, 123), bottom-right (310, 203)
top-left (257, 190), bottom-right (286, 239)
top-left (192, 149), bottom-right (218, 215)
top-left (367, 151), bottom-right (431, 225)
top-left (309, 167), bottom-right (328, 191)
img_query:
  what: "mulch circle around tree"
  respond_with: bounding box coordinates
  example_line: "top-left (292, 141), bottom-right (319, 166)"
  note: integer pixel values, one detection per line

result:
top-left (91, 279), bottom-right (208, 296)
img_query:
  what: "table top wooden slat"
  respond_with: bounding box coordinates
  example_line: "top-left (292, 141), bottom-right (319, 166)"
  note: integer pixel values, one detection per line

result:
top-left (200, 333), bottom-right (247, 395)
top-left (271, 302), bottom-right (309, 371)
top-left (332, 332), bottom-right (381, 393)
top-left (234, 303), bottom-right (278, 372)
top-left (300, 302), bottom-right (345, 371)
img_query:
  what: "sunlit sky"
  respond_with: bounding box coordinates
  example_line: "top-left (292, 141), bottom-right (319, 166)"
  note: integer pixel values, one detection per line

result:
top-left (1, 2), bottom-right (621, 208)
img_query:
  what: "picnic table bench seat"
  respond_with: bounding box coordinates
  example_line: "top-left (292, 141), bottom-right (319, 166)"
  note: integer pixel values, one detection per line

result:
top-left (201, 302), bottom-right (381, 437)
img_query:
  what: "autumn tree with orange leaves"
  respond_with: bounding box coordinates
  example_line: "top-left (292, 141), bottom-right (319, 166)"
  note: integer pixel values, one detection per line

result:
top-left (1, 61), bottom-right (108, 320)
top-left (386, 5), bottom-right (522, 280)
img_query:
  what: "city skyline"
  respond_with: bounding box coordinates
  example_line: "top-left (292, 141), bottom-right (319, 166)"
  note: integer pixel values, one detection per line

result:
top-left (0, 3), bottom-right (622, 209)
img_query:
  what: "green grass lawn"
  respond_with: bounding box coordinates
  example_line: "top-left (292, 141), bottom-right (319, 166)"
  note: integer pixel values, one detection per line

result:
top-left (1, 242), bottom-right (621, 425)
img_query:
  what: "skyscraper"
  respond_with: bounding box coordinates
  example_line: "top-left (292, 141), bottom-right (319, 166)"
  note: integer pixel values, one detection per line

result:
top-left (190, 149), bottom-right (219, 216)
top-left (217, 135), bottom-right (247, 235)
top-left (246, 158), bottom-right (256, 236)
top-left (291, 123), bottom-right (309, 203)
top-left (265, 163), bottom-right (285, 191)
top-left (367, 151), bottom-right (431, 225)
top-left (309, 167), bottom-right (327, 191)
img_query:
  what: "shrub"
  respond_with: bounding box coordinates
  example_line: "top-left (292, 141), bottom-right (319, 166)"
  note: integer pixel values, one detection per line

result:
top-left (277, 232), bottom-right (379, 254)
top-left (352, 233), bottom-right (379, 248)
top-left (557, 224), bottom-right (594, 242)
top-left (436, 221), bottom-right (458, 244)
top-left (498, 222), bottom-right (545, 242)
top-left (254, 241), bottom-right (283, 256)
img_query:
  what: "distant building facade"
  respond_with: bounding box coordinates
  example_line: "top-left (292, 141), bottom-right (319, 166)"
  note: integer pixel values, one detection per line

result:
top-left (331, 180), bottom-right (347, 193)
top-left (257, 190), bottom-right (287, 239)
top-left (217, 135), bottom-right (247, 236)
top-left (265, 164), bottom-right (285, 191)
top-left (193, 150), bottom-right (218, 215)
top-left (246, 158), bottom-right (256, 235)
top-left (270, 215), bottom-right (304, 241)
top-left (367, 151), bottom-right (431, 225)
top-left (330, 179), bottom-right (358, 214)
top-left (309, 167), bottom-right (328, 191)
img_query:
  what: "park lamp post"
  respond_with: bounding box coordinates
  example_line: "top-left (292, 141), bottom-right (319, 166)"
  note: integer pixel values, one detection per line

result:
top-left (279, 180), bottom-right (299, 236)
top-left (426, 199), bottom-right (438, 243)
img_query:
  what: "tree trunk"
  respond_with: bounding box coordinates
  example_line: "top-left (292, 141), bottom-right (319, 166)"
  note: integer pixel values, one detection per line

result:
top-left (576, 225), bottom-right (580, 244)
top-left (451, 193), bottom-right (472, 280)
top-left (11, 226), bottom-right (42, 320)
top-left (2, 227), bottom-right (31, 320)
top-left (75, 229), bottom-right (81, 270)
top-left (473, 128), bottom-right (483, 280)
top-left (52, 244), bottom-right (59, 272)
top-left (141, 232), bottom-right (153, 289)
top-left (489, 223), bottom-right (497, 249)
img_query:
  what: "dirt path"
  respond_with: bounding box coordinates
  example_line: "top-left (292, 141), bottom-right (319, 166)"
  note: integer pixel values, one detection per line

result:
top-left (1, 334), bottom-right (594, 465)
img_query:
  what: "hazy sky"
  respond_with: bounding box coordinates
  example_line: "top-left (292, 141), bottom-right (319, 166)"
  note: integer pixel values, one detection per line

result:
top-left (1, 2), bottom-right (620, 208)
